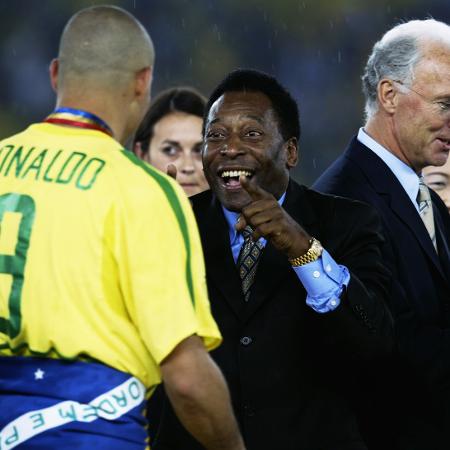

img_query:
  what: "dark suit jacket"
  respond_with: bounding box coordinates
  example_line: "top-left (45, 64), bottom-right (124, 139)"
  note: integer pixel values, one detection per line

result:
top-left (313, 137), bottom-right (450, 450)
top-left (152, 179), bottom-right (393, 450)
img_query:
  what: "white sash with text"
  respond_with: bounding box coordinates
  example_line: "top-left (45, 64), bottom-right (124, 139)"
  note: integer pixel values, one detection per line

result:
top-left (0, 376), bottom-right (145, 449)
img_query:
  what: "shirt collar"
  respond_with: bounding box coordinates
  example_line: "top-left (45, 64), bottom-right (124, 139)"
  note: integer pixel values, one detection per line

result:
top-left (357, 127), bottom-right (420, 209)
top-left (222, 191), bottom-right (287, 244)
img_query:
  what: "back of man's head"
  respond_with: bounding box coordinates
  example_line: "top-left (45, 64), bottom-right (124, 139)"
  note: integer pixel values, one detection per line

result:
top-left (58, 5), bottom-right (154, 91)
top-left (204, 68), bottom-right (300, 142)
top-left (362, 18), bottom-right (450, 120)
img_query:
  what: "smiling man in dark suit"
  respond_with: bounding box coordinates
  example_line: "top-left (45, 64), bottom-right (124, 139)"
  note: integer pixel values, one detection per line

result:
top-left (151, 68), bottom-right (393, 450)
top-left (314, 19), bottom-right (450, 450)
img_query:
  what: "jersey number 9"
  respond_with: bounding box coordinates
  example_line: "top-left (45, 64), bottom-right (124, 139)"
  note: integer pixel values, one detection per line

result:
top-left (0, 193), bottom-right (35, 339)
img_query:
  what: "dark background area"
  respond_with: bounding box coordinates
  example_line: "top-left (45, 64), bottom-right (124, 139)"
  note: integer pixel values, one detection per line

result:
top-left (0, 0), bottom-right (448, 184)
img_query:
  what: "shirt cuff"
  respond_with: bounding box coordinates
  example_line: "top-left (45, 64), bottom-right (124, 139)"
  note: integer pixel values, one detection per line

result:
top-left (292, 249), bottom-right (350, 313)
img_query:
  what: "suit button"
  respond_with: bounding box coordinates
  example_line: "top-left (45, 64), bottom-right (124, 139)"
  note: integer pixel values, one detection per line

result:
top-left (243, 404), bottom-right (255, 417)
top-left (240, 336), bottom-right (252, 346)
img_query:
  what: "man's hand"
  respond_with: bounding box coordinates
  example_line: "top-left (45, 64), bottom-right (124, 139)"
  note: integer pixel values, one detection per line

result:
top-left (167, 163), bottom-right (177, 180)
top-left (235, 175), bottom-right (311, 259)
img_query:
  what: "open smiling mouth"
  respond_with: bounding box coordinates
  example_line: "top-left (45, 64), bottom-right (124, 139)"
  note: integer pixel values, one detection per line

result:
top-left (437, 138), bottom-right (450, 149)
top-left (219, 169), bottom-right (254, 188)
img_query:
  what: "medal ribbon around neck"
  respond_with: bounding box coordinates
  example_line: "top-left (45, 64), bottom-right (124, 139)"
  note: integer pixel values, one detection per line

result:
top-left (43, 107), bottom-right (114, 137)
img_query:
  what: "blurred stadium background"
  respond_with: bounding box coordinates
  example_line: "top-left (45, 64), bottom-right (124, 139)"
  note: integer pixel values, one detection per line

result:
top-left (1, 0), bottom-right (449, 184)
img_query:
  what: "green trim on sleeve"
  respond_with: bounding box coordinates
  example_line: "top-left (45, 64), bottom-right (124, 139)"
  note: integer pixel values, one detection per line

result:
top-left (120, 150), bottom-right (195, 305)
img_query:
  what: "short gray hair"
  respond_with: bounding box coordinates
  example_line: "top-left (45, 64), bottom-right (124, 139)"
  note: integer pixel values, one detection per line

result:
top-left (362, 19), bottom-right (450, 120)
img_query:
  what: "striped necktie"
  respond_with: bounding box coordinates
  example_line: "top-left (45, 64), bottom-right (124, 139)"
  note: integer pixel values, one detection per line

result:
top-left (237, 226), bottom-right (264, 302)
top-left (417, 177), bottom-right (437, 251)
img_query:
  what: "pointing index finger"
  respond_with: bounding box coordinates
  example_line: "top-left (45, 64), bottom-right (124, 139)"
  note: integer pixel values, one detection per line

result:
top-left (239, 174), bottom-right (268, 201)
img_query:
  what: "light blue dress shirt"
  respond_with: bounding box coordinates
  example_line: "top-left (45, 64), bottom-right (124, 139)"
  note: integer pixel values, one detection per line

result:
top-left (222, 192), bottom-right (350, 313)
top-left (357, 128), bottom-right (421, 211)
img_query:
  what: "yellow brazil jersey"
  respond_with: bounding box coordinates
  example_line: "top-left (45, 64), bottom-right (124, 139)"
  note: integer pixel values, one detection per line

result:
top-left (0, 122), bottom-right (221, 390)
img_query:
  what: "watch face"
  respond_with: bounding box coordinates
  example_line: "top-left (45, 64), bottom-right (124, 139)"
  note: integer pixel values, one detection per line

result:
top-left (311, 239), bottom-right (323, 258)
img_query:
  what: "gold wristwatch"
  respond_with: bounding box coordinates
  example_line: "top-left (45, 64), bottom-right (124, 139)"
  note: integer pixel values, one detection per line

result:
top-left (289, 238), bottom-right (323, 267)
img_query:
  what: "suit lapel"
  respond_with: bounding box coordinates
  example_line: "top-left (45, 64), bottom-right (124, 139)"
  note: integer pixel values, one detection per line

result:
top-left (243, 181), bottom-right (316, 321)
top-left (194, 192), bottom-right (246, 319)
top-left (346, 139), bottom-right (446, 280)
top-left (432, 198), bottom-right (450, 280)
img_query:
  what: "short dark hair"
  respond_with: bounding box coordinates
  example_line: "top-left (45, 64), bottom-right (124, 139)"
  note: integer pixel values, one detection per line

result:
top-left (134, 86), bottom-right (207, 152)
top-left (204, 68), bottom-right (300, 141)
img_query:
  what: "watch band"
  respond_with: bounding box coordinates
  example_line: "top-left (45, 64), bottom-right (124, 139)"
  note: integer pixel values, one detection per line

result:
top-left (289, 238), bottom-right (323, 267)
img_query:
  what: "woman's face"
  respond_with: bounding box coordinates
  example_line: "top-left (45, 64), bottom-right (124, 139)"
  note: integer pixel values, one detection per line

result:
top-left (423, 157), bottom-right (450, 214)
top-left (146, 112), bottom-right (209, 197)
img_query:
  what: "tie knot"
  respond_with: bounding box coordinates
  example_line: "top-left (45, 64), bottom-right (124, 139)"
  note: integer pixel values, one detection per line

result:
top-left (417, 176), bottom-right (431, 206)
top-left (242, 225), bottom-right (254, 241)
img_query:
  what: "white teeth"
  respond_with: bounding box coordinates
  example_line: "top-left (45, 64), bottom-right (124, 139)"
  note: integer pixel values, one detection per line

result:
top-left (221, 170), bottom-right (252, 178)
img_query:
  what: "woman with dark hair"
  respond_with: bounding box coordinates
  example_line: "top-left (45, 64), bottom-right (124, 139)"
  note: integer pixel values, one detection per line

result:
top-left (133, 86), bottom-right (209, 196)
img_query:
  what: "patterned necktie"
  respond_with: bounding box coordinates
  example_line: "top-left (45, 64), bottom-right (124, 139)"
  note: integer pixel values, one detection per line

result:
top-left (237, 226), bottom-right (264, 302)
top-left (417, 177), bottom-right (437, 251)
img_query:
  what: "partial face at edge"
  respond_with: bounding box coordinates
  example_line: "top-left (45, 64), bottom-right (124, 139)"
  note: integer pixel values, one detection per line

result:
top-left (423, 156), bottom-right (450, 213)
top-left (202, 91), bottom-right (297, 211)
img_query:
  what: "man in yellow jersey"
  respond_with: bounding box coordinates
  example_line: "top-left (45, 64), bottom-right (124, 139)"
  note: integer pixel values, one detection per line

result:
top-left (0, 6), bottom-right (245, 450)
